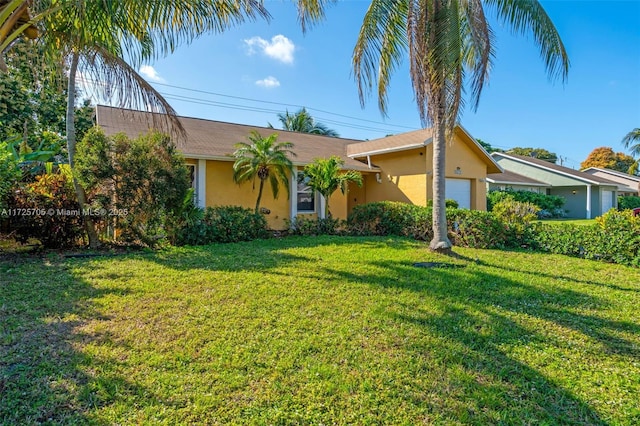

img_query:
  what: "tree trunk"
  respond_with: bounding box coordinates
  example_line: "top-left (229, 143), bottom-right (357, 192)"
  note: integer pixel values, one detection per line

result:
top-left (67, 51), bottom-right (100, 248)
top-left (429, 115), bottom-right (452, 253)
top-left (255, 178), bottom-right (264, 214)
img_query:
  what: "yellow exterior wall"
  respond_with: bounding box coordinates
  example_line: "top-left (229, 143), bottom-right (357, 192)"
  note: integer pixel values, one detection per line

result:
top-left (204, 160), bottom-right (291, 229)
top-left (366, 148), bottom-right (428, 206)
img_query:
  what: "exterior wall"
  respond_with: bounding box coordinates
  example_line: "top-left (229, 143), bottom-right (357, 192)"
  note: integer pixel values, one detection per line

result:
top-left (366, 148), bottom-right (428, 205)
top-left (550, 186), bottom-right (587, 218)
top-left (204, 160), bottom-right (291, 229)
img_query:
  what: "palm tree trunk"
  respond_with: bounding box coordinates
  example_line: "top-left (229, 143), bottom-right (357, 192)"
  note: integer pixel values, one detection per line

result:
top-left (429, 111), bottom-right (452, 253)
top-left (67, 50), bottom-right (100, 248)
top-left (255, 179), bottom-right (265, 214)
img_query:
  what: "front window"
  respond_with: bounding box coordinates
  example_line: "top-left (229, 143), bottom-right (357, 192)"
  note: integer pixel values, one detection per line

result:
top-left (297, 173), bottom-right (315, 212)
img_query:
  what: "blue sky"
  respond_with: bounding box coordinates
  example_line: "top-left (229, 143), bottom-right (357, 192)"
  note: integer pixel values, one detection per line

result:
top-left (132, 1), bottom-right (640, 170)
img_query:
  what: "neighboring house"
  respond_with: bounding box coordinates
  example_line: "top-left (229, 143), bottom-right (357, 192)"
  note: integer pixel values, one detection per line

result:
top-left (486, 170), bottom-right (550, 193)
top-left (491, 152), bottom-right (619, 219)
top-left (582, 167), bottom-right (640, 196)
top-left (96, 106), bottom-right (501, 229)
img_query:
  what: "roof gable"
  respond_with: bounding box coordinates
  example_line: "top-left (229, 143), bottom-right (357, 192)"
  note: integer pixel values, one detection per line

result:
top-left (347, 125), bottom-right (502, 174)
top-left (582, 167), bottom-right (640, 182)
top-left (492, 152), bottom-right (618, 186)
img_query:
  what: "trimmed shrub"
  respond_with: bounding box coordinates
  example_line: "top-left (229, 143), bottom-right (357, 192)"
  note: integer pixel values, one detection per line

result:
top-left (173, 206), bottom-right (268, 246)
top-left (488, 190), bottom-right (565, 218)
top-left (347, 201), bottom-right (427, 237)
top-left (288, 216), bottom-right (344, 236)
top-left (491, 199), bottom-right (540, 247)
top-left (428, 198), bottom-right (460, 209)
top-left (449, 209), bottom-right (506, 249)
top-left (618, 195), bottom-right (640, 211)
top-left (533, 210), bottom-right (640, 267)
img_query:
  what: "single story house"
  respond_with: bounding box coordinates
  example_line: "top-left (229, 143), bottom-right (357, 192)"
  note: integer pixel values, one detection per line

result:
top-left (491, 152), bottom-right (619, 219)
top-left (486, 170), bottom-right (550, 193)
top-left (96, 105), bottom-right (502, 229)
top-left (582, 167), bottom-right (640, 196)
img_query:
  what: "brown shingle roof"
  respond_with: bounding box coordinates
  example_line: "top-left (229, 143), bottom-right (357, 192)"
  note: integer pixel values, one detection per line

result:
top-left (486, 170), bottom-right (549, 186)
top-left (96, 105), bottom-right (377, 172)
top-left (346, 128), bottom-right (433, 157)
top-left (494, 153), bottom-right (619, 186)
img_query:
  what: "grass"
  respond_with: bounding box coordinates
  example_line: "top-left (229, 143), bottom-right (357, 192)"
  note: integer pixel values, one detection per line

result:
top-left (1, 236), bottom-right (639, 425)
top-left (538, 218), bottom-right (596, 226)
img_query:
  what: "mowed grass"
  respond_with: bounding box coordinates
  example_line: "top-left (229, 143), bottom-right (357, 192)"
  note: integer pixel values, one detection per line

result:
top-left (1, 236), bottom-right (639, 425)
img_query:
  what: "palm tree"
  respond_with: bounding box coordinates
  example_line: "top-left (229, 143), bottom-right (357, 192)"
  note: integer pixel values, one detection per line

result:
top-left (622, 128), bottom-right (640, 176)
top-left (271, 107), bottom-right (339, 137)
top-left (232, 131), bottom-right (295, 214)
top-left (353, 0), bottom-right (569, 253)
top-left (302, 156), bottom-right (363, 217)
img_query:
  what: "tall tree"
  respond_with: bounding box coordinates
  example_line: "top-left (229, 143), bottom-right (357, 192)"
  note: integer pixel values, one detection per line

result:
top-left (0, 0), bottom-right (42, 67)
top-left (580, 146), bottom-right (636, 174)
top-left (302, 156), bottom-right (363, 217)
top-left (232, 131), bottom-right (295, 214)
top-left (622, 128), bottom-right (640, 157)
top-left (507, 147), bottom-right (558, 164)
top-left (353, 0), bottom-right (569, 252)
top-left (476, 138), bottom-right (502, 153)
top-left (270, 107), bottom-right (339, 137)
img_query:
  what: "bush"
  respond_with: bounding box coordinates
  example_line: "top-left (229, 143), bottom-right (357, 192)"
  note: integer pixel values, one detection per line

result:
top-left (0, 141), bottom-right (20, 210)
top-left (618, 195), bottom-right (640, 211)
top-left (449, 209), bottom-right (506, 249)
top-left (6, 172), bottom-right (85, 248)
top-left (533, 210), bottom-right (640, 267)
top-left (428, 198), bottom-right (460, 209)
top-left (347, 201), bottom-right (428, 237)
top-left (288, 216), bottom-right (344, 236)
top-left (491, 199), bottom-right (540, 247)
top-left (488, 190), bottom-right (565, 218)
top-left (173, 206), bottom-right (269, 246)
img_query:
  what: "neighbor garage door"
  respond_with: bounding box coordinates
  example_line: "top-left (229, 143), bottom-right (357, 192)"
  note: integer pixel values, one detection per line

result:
top-left (445, 178), bottom-right (471, 209)
top-left (601, 190), bottom-right (614, 213)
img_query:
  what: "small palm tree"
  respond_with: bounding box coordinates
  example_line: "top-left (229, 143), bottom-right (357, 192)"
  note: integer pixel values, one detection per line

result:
top-left (232, 131), bottom-right (295, 214)
top-left (622, 128), bottom-right (640, 176)
top-left (270, 107), bottom-right (339, 137)
top-left (302, 156), bottom-right (363, 217)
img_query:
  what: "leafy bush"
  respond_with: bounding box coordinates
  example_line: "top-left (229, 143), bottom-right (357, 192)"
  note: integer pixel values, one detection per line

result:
top-left (347, 201), bottom-right (428, 237)
top-left (75, 127), bottom-right (191, 246)
top-left (487, 190), bottom-right (565, 218)
top-left (173, 206), bottom-right (268, 246)
top-left (449, 209), bottom-right (506, 249)
top-left (491, 199), bottom-right (540, 247)
top-left (7, 172), bottom-right (85, 248)
top-left (533, 210), bottom-right (640, 267)
top-left (0, 141), bottom-right (20, 210)
top-left (288, 216), bottom-right (345, 236)
top-left (618, 195), bottom-right (640, 211)
top-left (427, 198), bottom-right (460, 209)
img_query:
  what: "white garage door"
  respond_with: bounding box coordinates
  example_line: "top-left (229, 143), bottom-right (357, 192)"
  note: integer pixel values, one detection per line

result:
top-left (445, 178), bottom-right (471, 209)
top-left (601, 190), bottom-right (614, 213)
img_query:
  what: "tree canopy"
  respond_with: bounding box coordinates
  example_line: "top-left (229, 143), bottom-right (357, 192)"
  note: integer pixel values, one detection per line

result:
top-left (301, 156), bottom-right (362, 217)
top-left (270, 107), bottom-right (339, 137)
top-left (581, 146), bottom-right (637, 175)
top-left (507, 147), bottom-right (558, 164)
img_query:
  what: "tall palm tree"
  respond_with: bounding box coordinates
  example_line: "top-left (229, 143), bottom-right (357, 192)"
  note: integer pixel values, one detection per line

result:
top-left (232, 131), bottom-right (296, 214)
top-left (353, 0), bottom-right (569, 253)
top-left (302, 156), bottom-right (362, 217)
top-left (271, 107), bottom-right (340, 137)
top-left (622, 128), bottom-right (640, 176)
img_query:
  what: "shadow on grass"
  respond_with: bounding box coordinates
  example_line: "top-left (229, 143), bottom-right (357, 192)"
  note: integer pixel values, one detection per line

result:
top-left (319, 258), bottom-right (636, 424)
top-left (0, 258), bottom-right (150, 424)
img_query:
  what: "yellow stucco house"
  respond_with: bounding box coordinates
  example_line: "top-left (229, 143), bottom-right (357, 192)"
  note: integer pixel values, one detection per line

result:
top-left (96, 106), bottom-right (502, 229)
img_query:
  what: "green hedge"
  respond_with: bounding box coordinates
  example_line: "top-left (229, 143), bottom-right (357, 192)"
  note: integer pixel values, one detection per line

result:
top-left (173, 206), bottom-right (269, 246)
top-left (533, 210), bottom-right (640, 267)
top-left (618, 195), bottom-right (640, 211)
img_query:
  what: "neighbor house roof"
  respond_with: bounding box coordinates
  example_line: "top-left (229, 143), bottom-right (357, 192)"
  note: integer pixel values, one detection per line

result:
top-left (582, 167), bottom-right (639, 193)
top-left (346, 125), bottom-right (502, 174)
top-left (486, 170), bottom-right (549, 187)
top-left (492, 152), bottom-right (619, 186)
top-left (582, 167), bottom-right (640, 182)
top-left (96, 105), bottom-right (377, 172)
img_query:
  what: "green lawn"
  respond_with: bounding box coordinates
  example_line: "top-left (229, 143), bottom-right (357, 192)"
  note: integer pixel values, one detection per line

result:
top-left (538, 218), bottom-right (596, 226)
top-left (2, 236), bottom-right (639, 425)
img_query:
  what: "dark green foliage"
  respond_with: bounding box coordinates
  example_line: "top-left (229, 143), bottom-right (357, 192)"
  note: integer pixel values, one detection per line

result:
top-left (507, 147), bottom-right (558, 163)
top-left (618, 196), bottom-right (640, 211)
top-left (347, 201), bottom-right (428, 237)
top-left (534, 210), bottom-right (640, 267)
top-left (491, 199), bottom-right (540, 247)
top-left (449, 209), bottom-right (507, 249)
top-left (75, 127), bottom-right (190, 246)
top-left (428, 198), bottom-right (459, 209)
top-left (0, 141), bottom-right (20, 209)
top-left (7, 172), bottom-right (84, 248)
top-left (288, 216), bottom-right (345, 236)
top-left (487, 190), bottom-right (565, 218)
top-left (172, 206), bottom-right (269, 246)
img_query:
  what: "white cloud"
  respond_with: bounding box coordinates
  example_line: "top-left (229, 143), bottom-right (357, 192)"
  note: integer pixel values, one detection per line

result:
top-left (244, 35), bottom-right (295, 64)
top-left (255, 76), bottom-right (280, 88)
top-left (139, 65), bottom-right (165, 83)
